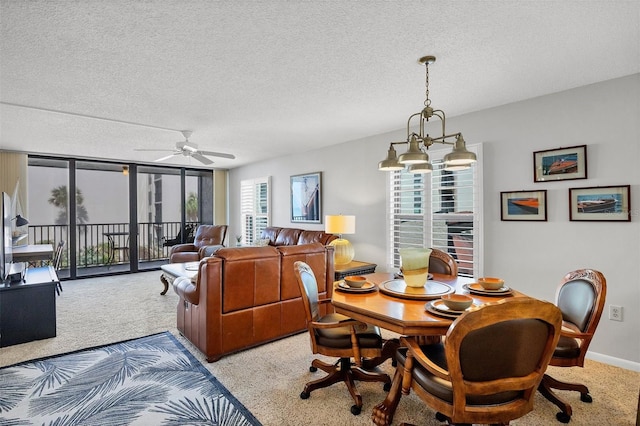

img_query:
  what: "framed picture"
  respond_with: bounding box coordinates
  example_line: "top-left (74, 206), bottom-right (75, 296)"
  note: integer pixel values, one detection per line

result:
top-left (500, 190), bottom-right (547, 221)
top-left (290, 172), bottom-right (322, 223)
top-left (533, 145), bottom-right (587, 182)
top-left (569, 185), bottom-right (630, 222)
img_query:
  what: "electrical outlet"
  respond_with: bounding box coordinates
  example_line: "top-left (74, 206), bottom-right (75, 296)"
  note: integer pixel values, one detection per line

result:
top-left (609, 305), bottom-right (623, 322)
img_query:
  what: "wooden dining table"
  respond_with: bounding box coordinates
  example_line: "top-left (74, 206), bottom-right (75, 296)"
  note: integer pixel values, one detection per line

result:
top-left (331, 271), bottom-right (526, 426)
top-left (332, 272), bottom-right (525, 336)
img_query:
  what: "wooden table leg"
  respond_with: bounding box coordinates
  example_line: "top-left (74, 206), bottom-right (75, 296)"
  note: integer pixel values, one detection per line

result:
top-left (371, 364), bottom-right (403, 426)
top-left (160, 273), bottom-right (171, 295)
top-left (362, 338), bottom-right (399, 370)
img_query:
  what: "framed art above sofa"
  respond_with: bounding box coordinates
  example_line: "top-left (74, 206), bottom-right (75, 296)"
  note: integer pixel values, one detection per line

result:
top-left (290, 172), bottom-right (322, 223)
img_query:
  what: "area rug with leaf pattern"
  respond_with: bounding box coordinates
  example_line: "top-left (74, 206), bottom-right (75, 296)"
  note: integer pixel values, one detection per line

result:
top-left (0, 331), bottom-right (262, 425)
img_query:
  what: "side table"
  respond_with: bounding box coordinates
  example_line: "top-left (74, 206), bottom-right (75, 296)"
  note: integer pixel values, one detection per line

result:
top-left (160, 262), bottom-right (199, 295)
top-left (334, 260), bottom-right (377, 281)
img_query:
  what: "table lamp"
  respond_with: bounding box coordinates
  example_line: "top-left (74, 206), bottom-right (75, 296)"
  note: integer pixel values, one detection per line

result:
top-left (325, 215), bottom-right (356, 265)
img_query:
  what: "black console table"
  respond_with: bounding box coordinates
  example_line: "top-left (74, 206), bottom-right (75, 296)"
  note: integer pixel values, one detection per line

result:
top-left (0, 265), bottom-right (59, 347)
top-left (334, 260), bottom-right (377, 281)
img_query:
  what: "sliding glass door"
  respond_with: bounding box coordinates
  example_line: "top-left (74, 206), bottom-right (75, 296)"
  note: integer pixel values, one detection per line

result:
top-left (28, 156), bottom-right (214, 279)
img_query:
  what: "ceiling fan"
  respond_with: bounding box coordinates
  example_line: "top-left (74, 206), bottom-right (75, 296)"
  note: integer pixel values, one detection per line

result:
top-left (135, 130), bottom-right (235, 165)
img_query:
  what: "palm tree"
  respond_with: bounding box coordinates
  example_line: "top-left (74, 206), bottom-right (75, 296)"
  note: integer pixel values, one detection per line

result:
top-left (48, 186), bottom-right (89, 225)
top-left (186, 192), bottom-right (198, 222)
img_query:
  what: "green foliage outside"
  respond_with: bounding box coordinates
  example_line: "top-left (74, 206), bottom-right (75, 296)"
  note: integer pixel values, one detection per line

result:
top-left (48, 186), bottom-right (89, 225)
top-left (186, 192), bottom-right (198, 221)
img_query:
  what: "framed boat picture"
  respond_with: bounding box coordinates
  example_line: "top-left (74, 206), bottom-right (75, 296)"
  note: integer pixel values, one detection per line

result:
top-left (501, 190), bottom-right (547, 221)
top-left (569, 185), bottom-right (630, 222)
top-left (533, 145), bottom-right (587, 182)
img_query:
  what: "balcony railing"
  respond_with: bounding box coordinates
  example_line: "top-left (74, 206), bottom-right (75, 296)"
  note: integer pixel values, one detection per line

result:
top-left (27, 222), bottom-right (199, 270)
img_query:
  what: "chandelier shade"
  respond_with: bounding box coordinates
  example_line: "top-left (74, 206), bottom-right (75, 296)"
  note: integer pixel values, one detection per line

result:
top-left (378, 55), bottom-right (477, 174)
top-left (378, 145), bottom-right (404, 171)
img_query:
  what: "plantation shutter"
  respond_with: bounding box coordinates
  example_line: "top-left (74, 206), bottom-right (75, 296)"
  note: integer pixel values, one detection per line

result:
top-left (389, 170), bottom-right (426, 267)
top-left (240, 177), bottom-right (270, 245)
top-left (430, 156), bottom-right (477, 276)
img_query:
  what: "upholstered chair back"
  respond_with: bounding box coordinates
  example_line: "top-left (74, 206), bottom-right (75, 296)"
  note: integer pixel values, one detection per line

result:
top-left (429, 248), bottom-right (458, 276)
top-left (194, 225), bottom-right (228, 248)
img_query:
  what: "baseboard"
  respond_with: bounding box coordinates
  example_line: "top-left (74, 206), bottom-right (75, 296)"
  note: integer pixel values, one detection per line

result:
top-left (587, 351), bottom-right (640, 372)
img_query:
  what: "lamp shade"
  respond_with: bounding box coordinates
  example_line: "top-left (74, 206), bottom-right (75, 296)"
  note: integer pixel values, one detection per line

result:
top-left (443, 134), bottom-right (477, 169)
top-left (325, 215), bottom-right (356, 265)
top-left (378, 145), bottom-right (404, 171)
top-left (398, 135), bottom-right (429, 165)
top-left (325, 215), bottom-right (355, 235)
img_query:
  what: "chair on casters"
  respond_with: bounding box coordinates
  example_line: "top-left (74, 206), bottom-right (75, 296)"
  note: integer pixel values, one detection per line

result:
top-left (538, 269), bottom-right (607, 423)
top-left (293, 261), bottom-right (395, 415)
top-left (429, 248), bottom-right (458, 277)
top-left (372, 298), bottom-right (562, 426)
top-left (52, 241), bottom-right (65, 295)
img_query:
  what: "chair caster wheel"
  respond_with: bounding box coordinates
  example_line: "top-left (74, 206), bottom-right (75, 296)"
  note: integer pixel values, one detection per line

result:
top-left (350, 405), bottom-right (361, 415)
top-left (556, 412), bottom-right (571, 423)
top-left (309, 366), bottom-right (317, 372)
top-left (383, 382), bottom-right (391, 392)
top-left (435, 412), bottom-right (448, 422)
top-left (300, 391), bottom-right (310, 400)
top-left (580, 393), bottom-right (592, 403)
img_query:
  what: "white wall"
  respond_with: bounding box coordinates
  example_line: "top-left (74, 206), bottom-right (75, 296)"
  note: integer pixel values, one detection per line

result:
top-left (229, 74), bottom-right (640, 368)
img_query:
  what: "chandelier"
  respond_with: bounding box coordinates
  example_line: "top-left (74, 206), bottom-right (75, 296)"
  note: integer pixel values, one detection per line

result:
top-left (378, 55), bottom-right (477, 173)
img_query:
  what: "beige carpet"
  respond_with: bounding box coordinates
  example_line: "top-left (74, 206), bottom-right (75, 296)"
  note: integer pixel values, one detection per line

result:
top-left (1, 271), bottom-right (638, 425)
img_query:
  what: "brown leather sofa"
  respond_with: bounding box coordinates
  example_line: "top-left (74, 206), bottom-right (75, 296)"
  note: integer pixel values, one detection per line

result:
top-left (172, 239), bottom-right (335, 362)
top-left (169, 224), bottom-right (228, 263)
top-left (260, 226), bottom-right (337, 246)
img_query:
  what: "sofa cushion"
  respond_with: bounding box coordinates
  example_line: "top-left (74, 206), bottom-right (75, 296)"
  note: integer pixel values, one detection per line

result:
top-left (261, 227), bottom-right (282, 245)
top-left (194, 225), bottom-right (228, 248)
top-left (298, 230), bottom-right (329, 245)
top-left (274, 228), bottom-right (302, 246)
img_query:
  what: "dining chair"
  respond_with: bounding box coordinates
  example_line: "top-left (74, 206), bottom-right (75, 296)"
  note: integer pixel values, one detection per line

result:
top-left (52, 240), bottom-right (65, 295)
top-left (373, 298), bottom-right (562, 426)
top-left (429, 248), bottom-right (458, 277)
top-left (538, 269), bottom-right (607, 423)
top-left (293, 261), bottom-right (393, 415)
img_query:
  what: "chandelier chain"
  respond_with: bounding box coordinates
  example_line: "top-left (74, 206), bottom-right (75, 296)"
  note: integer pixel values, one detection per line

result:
top-left (424, 62), bottom-right (431, 108)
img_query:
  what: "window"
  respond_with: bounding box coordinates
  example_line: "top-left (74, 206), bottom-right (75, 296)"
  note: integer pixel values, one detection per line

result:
top-left (240, 177), bottom-right (270, 246)
top-left (389, 144), bottom-right (482, 277)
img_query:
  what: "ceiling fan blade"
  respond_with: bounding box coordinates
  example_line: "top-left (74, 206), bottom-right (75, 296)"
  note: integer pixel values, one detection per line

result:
top-left (191, 152), bottom-right (214, 165)
top-left (198, 150), bottom-right (236, 159)
top-left (154, 152), bottom-right (181, 162)
top-left (134, 148), bottom-right (174, 152)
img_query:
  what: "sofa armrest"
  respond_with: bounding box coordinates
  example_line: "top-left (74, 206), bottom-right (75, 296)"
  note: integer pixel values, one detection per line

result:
top-left (198, 244), bottom-right (224, 258)
top-left (170, 243), bottom-right (198, 254)
top-left (173, 276), bottom-right (199, 305)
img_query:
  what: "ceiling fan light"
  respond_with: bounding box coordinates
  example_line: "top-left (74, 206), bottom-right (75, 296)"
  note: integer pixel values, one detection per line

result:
top-left (398, 135), bottom-right (429, 165)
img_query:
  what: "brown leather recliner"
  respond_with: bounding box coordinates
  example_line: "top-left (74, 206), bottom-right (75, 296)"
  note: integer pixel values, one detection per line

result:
top-left (172, 243), bottom-right (335, 362)
top-left (169, 224), bottom-right (228, 263)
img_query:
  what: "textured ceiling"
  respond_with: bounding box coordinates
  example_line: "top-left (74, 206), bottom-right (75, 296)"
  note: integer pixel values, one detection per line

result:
top-left (1, 1), bottom-right (639, 169)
